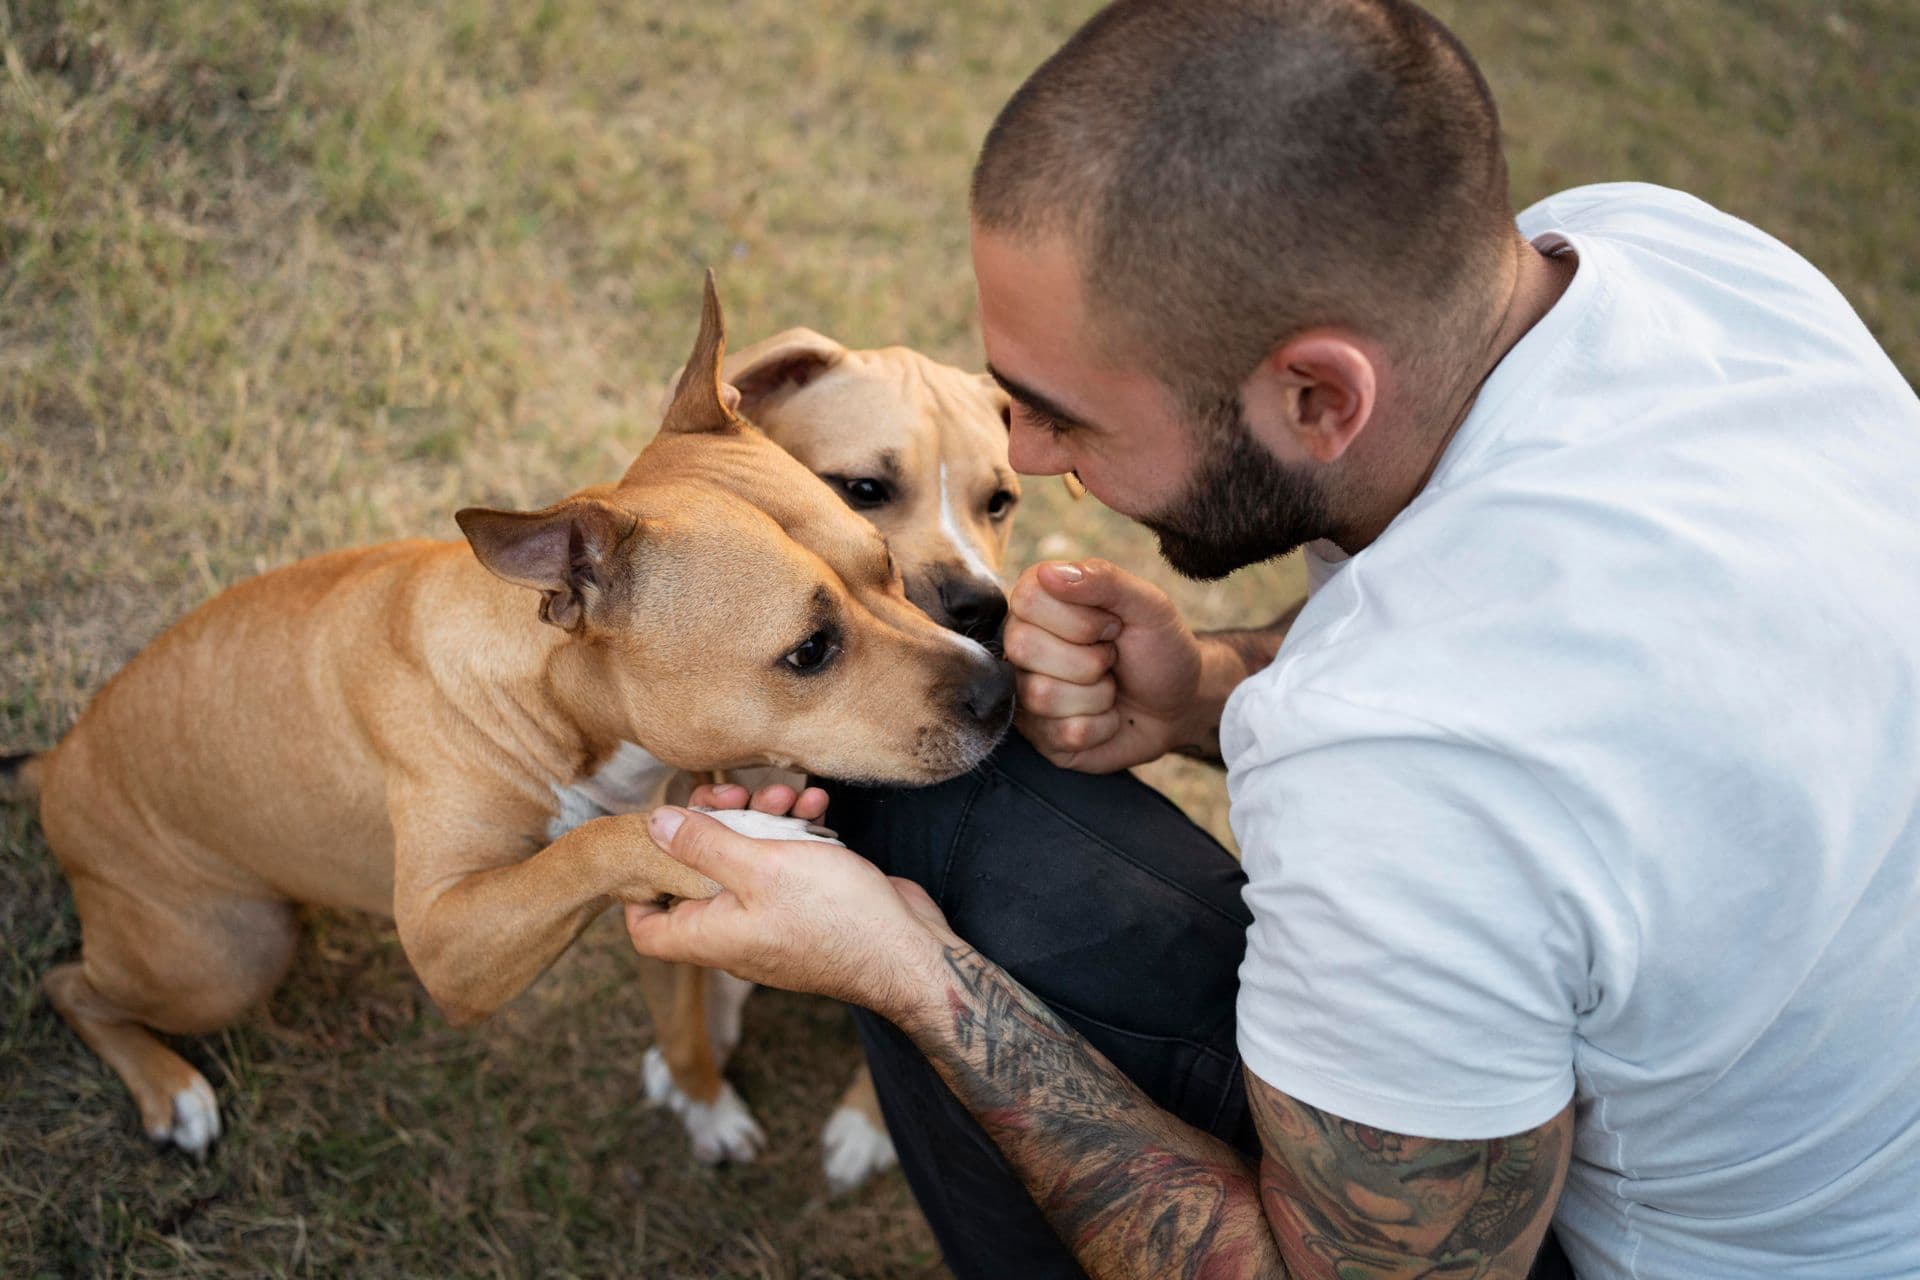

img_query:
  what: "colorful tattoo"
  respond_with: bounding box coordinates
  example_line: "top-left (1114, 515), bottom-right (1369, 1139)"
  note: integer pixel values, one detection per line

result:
top-left (1250, 1078), bottom-right (1569, 1279)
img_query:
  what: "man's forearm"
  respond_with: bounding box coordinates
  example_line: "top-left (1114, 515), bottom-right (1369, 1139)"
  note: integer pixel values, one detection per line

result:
top-left (1178, 598), bottom-right (1307, 764)
top-left (895, 942), bottom-right (1286, 1279)
top-left (1205, 598), bottom-right (1304, 683)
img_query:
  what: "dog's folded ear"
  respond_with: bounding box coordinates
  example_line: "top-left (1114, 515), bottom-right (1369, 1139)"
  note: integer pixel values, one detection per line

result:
top-left (456, 497), bottom-right (640, 632)
top-left (658, 269), bottom-right (745, 436)
top-left (721, 327), bottom-right (848, 420)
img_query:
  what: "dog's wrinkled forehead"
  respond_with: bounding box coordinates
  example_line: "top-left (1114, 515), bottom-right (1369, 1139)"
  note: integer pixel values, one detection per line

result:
top-left (639, 428), bottom-right (894, 570)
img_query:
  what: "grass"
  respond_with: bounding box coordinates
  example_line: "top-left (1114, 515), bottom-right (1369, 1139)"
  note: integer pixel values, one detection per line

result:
top-left (2, 0), bottom-right (1915, 1274)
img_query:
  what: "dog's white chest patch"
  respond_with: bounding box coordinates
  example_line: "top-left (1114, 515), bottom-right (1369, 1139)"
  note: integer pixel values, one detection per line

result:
top-left (547, 741), bottom-right (674, 840)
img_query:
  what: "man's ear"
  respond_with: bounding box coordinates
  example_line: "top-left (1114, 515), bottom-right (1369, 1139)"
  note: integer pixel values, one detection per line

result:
top-left (1240, 332), bottom-right (1378, 465)
top-left (455, 497), bottom-right (640, 632)
top-left (658, 269), bottom-right (746, 436)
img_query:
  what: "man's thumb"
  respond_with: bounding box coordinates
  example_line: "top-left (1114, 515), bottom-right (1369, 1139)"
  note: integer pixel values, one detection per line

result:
top-left (649, 807), bottom-right (748, 887)
top-left (1037, 559), bottom-right (1169, 625)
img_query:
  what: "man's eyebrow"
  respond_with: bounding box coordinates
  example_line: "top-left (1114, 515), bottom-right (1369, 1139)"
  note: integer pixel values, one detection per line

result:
top-left (985, 364), bottom-right (1092, 430)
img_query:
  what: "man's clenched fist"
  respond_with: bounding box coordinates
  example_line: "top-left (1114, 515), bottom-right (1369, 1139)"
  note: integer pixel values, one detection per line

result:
top-left (1004, 559), bottom-right (1240, 773)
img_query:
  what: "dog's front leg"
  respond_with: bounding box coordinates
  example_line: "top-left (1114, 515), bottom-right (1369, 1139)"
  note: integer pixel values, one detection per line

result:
top-left (392, 808), bottom-right (712, 1027)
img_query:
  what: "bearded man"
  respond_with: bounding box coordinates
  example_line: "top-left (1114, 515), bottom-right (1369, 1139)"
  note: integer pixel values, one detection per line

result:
top-left (623, 2), bottom-right (1920, 1276)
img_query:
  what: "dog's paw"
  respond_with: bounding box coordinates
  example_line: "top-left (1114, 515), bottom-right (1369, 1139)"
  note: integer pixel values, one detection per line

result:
top-left (149, 1075), bottom-right (221, 1158)
top-left (821, 1102), bottom-right (897, 1193)
top-left (683, 1085), bottom-right (765, 1165)
top-left (643, 1046), bottom-right (765, 1165)
top-left (695, 807), bottom-right (843, 845)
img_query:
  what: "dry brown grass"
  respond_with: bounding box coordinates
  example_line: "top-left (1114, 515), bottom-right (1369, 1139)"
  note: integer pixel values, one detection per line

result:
top-left (2, 0), bottom-right (1915, 1275)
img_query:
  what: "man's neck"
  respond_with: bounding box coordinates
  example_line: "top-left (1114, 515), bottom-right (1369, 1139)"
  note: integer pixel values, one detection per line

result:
top-left (1334, 238), bottom-right (1577, 552)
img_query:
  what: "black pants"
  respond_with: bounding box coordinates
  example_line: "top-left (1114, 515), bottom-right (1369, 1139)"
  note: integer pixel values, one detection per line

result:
top-left (829, 733), bottom-right (1575, 1280)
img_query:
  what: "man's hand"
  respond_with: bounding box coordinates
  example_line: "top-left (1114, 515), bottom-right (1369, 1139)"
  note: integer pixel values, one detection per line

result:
top-left (622, 783), bottom-right (955, 1019)
top-left (1005, 559), bottom-right (1247, 772)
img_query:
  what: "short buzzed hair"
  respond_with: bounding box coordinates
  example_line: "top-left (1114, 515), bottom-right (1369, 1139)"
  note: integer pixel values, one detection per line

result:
top-left (972, 0), bottom-right (1514, 406)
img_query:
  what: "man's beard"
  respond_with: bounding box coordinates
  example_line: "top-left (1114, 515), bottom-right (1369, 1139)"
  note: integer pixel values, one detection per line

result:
top-left (1141, 396), bottom-right (1332, 582)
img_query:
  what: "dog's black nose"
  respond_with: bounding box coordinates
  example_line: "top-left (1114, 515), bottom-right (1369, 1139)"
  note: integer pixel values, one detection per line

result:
top-left (963, 659), bottom-right (1017, 726)
top-left (941, 578), bottom-right (1009, 645)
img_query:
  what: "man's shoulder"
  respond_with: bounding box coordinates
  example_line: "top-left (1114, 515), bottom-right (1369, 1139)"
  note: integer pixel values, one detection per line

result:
top-left (1517, 180), bottom-right (1710, 235)
top-left (1519, 181), bottom-right (1877, 349)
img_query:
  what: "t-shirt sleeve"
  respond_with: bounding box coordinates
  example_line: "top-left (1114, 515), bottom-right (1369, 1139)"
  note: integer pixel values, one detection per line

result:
top-left (1230, 689), bottom-right (1594, 1140)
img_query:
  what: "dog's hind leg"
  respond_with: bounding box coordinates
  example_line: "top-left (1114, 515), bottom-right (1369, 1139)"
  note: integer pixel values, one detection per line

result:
top-left (633, 955), bottom-right (765, 1164)
top-left (44, 872), bottom-right (295, 1157)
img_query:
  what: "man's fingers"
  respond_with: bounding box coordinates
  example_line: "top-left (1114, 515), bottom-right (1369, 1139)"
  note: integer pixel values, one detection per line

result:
top-left (749, 783), bottom-right (798, 814)
top-left (687, 782), bottom-right (749, 809)
top-left (624, 897), bottom-right (711, 965)
top-left (793, 786), bottom-right (830, 821)
top-left (1015, 708), bottom-right (1121, 760)
top-left (1003, 619), bottom-right (1116, 684)
top-left (648, 807), bottom-right (756, 890)
top-left (1017, 671), bottom-right (1114, 718)
top-left (1009, 566), bottom-right (1122, 645)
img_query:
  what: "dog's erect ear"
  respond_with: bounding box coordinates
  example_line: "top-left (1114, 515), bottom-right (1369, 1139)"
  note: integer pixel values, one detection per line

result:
top-left (722, 328), bottom-right (848, 419)
top-left (658, 270), bottom-right (745, 436)
top-left (456, 497), bottom-right (639, 632)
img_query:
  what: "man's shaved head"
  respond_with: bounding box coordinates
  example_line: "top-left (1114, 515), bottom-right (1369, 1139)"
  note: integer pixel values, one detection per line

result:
top-left (972, 0), bottom-right (1514, 407)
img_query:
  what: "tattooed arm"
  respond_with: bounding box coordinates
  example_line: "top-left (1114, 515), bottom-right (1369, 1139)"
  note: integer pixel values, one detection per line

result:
top-left (1251, 1081), bottom-right (1571, 1279)
top-left (624, 802), bottom-right (1571, 1280)
top-left (894, 944), bottom-right (1572, 1280)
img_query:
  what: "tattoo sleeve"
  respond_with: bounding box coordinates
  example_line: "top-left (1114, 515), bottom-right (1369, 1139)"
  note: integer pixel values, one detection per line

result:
top-left (903, 944), bottom-right (1287, 1279)
top-left (1249, 1077), bottom-right (1572, 1280)
top-left (898, 944), bottom-right (1571, 1280)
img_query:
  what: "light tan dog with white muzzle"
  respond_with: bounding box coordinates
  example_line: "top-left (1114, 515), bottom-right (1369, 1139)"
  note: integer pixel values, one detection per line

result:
top-left (6, 276), bottom-right (1014, 1157)
top-left (723, 327), bottom-right (1021, 641)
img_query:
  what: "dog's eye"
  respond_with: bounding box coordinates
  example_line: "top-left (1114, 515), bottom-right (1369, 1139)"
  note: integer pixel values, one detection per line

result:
top-left (986, 489), bottom-right (1018, 520)
top-left (843, 478), bottom-right (890, 508)
top-left (783, 628), bottom-right (839, 674)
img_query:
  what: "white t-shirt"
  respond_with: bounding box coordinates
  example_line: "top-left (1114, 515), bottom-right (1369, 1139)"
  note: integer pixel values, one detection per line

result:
top-left (1223, 183), bottom-right (1920, 1278)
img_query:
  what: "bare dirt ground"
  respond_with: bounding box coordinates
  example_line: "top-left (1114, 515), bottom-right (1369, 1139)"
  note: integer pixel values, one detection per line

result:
top-left (2, 0), bottom-right (1914, 1275)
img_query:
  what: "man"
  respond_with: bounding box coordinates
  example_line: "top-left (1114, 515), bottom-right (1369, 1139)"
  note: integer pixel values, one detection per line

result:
top-left (625, 1), bottom-right (1920, 1276)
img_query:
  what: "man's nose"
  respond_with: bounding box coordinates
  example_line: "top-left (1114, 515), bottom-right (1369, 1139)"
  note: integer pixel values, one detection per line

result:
top-left (1006, 419), bottom-right (1073, 477)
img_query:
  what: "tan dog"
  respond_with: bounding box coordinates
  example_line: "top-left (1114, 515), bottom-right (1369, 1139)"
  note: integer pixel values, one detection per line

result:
top-left (5, 277), bottom-right (1014, 1156)
top-left (724, 328), bottom-right (1020, 641)
top-left (638, 330), bottom-right (1024, 1189)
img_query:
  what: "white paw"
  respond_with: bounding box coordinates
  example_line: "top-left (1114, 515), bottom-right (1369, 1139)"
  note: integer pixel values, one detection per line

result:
top-left (642, 1045), bottom-right (677, 1106)
top-left (152, 1076), bottom-right (221, 1157)
top-left (642, 1046), bottom-right (765, 1164)
top-left (821, 1103), bottom-right (897, 1193)
top-left (683, 1084), bottom-right (765, 1164)
top-left (695, 807), bottom-right (844, 845)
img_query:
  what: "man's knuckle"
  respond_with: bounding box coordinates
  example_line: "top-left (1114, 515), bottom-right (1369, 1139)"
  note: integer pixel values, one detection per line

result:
top-left (1020, 676), bottom-right (1057, 713)
top-left (1069, 648), bottom-right (1107, 683)
top-left (1003, 622), bottom-right (1043, 666)
top-left (1009, 573), bottom-right (1043, 616)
